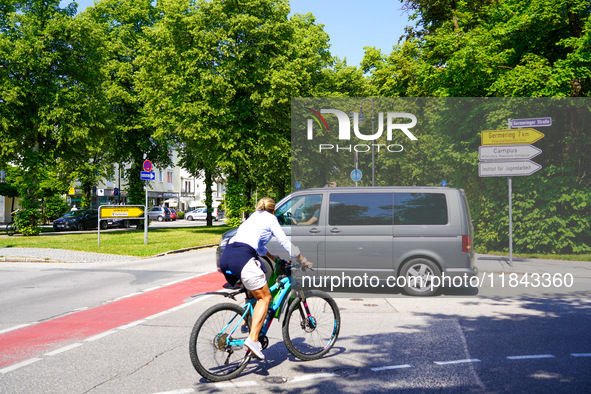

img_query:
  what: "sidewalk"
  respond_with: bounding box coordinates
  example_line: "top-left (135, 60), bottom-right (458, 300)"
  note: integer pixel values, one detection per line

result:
top-left (475, 253), bottom-right (590, 274)
top-left (0, 247), bottom-right (137, 263)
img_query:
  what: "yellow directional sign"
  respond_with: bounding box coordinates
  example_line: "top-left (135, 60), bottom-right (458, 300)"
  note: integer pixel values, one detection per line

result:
top-left (481, 128), bottom-right (544, 146)
top-left (100, 207), bottom-right (144, 218)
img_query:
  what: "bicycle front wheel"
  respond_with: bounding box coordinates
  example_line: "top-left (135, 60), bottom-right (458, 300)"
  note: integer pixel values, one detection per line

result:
top-left (5, 223), bottom-right (16, 236)
top-left (282, 290), bottom-right (340, 361)
top-left (189, 302), bottom-right (251, 382)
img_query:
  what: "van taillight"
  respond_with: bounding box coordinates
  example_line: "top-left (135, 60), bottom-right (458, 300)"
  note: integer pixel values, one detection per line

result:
top-left (462, 235), bottom-right (472, 253)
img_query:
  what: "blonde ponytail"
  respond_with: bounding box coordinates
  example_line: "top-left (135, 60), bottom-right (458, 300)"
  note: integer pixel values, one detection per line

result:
top-left (256, 197), bottom-right (275, 213)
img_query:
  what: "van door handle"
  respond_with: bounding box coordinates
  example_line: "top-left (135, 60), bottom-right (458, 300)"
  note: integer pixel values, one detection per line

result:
top-left (330, 228), bottom-right (342, 233)
top-left (309, 228), bottom-right (320, 234)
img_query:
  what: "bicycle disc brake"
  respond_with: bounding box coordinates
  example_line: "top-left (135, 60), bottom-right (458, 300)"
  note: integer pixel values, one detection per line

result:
top-left (301, 316), bottom-right (317, 333)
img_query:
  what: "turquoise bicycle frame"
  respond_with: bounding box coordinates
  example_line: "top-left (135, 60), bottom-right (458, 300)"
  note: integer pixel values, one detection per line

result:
top-left (223, 275), bottom-right (295, 347)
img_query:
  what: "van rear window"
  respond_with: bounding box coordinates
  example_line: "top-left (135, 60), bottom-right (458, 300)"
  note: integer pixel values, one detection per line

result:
top-left (329, 193), bottom-right (393, 226)
top-left (394, 193), bottom-right (448, 225)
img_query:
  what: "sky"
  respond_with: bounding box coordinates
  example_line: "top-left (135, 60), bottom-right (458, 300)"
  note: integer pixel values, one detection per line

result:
top-left (59, 0), bottom-right (411, 67)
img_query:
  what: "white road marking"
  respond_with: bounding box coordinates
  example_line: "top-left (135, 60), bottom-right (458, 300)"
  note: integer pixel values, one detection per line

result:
top-left (146, 310), bottom-right (171, 320)
top-left (214, 381), bottom-right (258, 388)
top-left (143, 286), bottom-right (163, 292)
top-left (114, 292), bottom-right (142, 301)
top-left (169, 303), bottom-right (190, 312)
top-left (0, 323), bottom-right (32, 334)
top-left (44, 343), bottom-right (83, 356)
top-left (0, 358), bottom-right (42, 374)
top-left (571, 353), bottom-right (591, 357)
top-left (291, 372), bottom-right (338, 383)
top-left (118, 320), bottom-right (146, 330)
top-left (507, 354), bottom-right (555, 360)
top-left (371, 364), bottom-right (413, 372)
top-left (434, 359), bottom-right (481, 365)
top-left (85, 330), bottom-right (116, 342)
top-left (0, 323), bottom-right (33, 334)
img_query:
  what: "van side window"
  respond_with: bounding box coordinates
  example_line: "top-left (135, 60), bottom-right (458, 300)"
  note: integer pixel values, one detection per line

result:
top-left (329, 193), bottom-right (393, 226)
top-left (394, 193), bottom-right (448, 225)
top-left (275, 194), bottom-right (322, 226)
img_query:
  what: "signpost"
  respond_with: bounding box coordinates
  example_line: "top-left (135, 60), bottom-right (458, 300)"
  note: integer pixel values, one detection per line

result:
top-left (100, 206), bottom-right (144, 218)
top-left (481, 128), bottom-right (545, 145)
top-left (140, 161), bottom-right (155, 245)
top-left (351, 169), bottom-right (362, 183)
top-left (510, 117), bottom-right (552, 128)
top-left (479, 117), bottom-right (549, 265)
top-left (143, 160), bottom-right (153, 172)
top-left (140, 171), bottom-right (155, 181)
top-left (98, 205), bottom-right (145, 247)
top-left (478, 160), bottom-right (542, 177)
top-left (478, 145), bottom-right (542, 161)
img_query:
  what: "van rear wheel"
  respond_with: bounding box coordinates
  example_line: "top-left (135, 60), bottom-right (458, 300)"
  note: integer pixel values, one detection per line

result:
top-left (400, 258), bottom-right (441, 296)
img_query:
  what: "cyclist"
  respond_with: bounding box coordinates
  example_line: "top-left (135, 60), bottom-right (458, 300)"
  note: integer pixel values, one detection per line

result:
top-left (219, 197), bottom-right (310, 360)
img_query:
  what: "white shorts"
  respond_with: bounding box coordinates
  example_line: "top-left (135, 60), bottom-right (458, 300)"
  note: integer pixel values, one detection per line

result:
top-left (240, 258), bottom-right (267, 290)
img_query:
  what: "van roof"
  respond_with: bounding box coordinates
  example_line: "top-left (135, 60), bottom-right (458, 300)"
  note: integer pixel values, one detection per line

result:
top-left (298, 186), bottom-right (458, 192)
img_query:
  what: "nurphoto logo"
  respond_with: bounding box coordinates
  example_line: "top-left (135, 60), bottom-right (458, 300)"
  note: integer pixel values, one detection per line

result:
top-left (305, 107), bottom-right (418, 153)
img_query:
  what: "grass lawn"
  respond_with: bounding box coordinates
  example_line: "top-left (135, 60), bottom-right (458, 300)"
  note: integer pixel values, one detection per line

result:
top-left (0, 226), bottom-right (231, 257)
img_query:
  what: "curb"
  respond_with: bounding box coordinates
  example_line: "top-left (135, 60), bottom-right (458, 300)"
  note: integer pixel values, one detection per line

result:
top-left (0, 256), bottom-right (54, 263)
top-left (153, 244), bottom-right (218, 257)
top-left (0, 244), bottom-right (219, 263)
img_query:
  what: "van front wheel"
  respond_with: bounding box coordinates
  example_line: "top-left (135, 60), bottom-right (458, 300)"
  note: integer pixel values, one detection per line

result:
top-left (400, 259), bottom-right (441, 296)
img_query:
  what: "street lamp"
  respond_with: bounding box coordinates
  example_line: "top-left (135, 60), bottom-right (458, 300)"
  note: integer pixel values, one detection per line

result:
top-left (358, 98), bottom-right (375, 186)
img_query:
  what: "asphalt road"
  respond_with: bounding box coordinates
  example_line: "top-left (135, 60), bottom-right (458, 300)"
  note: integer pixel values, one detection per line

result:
top-left (0, 249), bottom-right (589, 393)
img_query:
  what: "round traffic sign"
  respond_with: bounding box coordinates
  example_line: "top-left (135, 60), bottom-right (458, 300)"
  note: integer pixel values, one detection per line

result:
top-left (143, 160), bottom-right (152, 172)
top-left (351, 169), bottom-right (362, 182)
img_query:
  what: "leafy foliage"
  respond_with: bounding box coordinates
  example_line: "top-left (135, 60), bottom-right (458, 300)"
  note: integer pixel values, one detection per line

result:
top-left (362, 1), bottom-right (591, 254)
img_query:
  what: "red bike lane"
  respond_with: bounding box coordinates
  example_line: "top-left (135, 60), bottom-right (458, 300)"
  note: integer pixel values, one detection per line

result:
top-left (0, 271), bottom-right (225, 369)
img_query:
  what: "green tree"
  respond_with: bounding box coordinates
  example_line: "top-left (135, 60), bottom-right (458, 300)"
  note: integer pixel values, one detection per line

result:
top-left (362, 1), bottom-right (591, 253)
top-left (136, 0), bottom-right (366, 224)
top-left (0, 0), bottom-right (108, 234)
top-left (85, 0), bottom-right (172, 205)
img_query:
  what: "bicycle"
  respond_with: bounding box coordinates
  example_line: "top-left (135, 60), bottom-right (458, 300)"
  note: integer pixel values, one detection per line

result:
top-left (188, 258), bottom-right (341, 382)
top-left (5, 221), bottom-right (17, 236)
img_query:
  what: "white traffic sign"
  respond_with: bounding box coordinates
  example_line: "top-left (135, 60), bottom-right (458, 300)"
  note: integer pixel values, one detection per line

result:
top-left (479, 160), bottom-right (542, 177)
top-left (479, 145), bottom-right (542, 161)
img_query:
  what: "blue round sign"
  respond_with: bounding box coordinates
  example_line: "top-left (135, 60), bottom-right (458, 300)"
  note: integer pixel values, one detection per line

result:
top-left (351, 169), bottom-right (362, 182)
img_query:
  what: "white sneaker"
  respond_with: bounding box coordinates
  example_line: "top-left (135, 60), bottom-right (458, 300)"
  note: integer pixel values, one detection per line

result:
top-left (244, 337), bottom-right (265, 360)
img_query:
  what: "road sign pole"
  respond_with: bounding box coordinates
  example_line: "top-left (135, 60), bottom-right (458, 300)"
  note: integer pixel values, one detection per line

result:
top-left (508, 176), bottom-right (513, 266)
top-left (145, 181), bottom-right (148, 245)
top-left (507, 119), bottom-right (513, 266)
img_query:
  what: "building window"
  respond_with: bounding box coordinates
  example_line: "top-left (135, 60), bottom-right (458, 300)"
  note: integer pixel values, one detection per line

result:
top-left (159, 171), bottom-right (163, 182)
top-left (167, 172), bottom-right (173, 183)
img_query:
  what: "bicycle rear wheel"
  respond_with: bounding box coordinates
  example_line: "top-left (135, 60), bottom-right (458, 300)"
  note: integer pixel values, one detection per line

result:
top-left (282, 290), bottom-right (340, 361)
top-left (5, 223), bottom-right (16, 236)
top-left (189, 302), bottom-right (251, 382)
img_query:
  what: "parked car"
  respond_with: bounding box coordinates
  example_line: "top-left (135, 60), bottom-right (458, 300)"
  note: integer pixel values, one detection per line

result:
top-left (169, 208), bottom-right (179, 221)
top-left (216, 186), bottom-right (476, 296)
top-left (186, 207), bottom-right (222, 221)
top-left (147, 206), bottom-right (172, 222)
top-left (99, 218), bottom-right (131, 230)
top-left (53, 209), bottom-right (99, 231)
